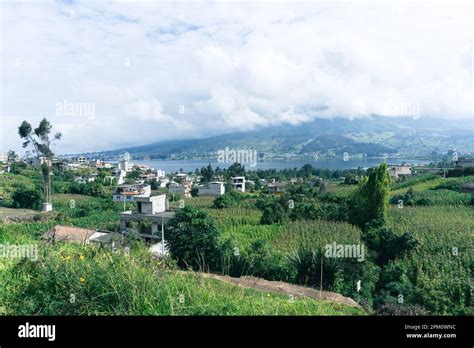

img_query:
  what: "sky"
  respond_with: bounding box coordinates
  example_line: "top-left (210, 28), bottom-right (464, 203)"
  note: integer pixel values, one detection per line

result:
top-left (1, 0), bottom-right (473, 154)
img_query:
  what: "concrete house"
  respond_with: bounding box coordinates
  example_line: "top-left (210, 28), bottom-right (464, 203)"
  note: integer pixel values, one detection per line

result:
top-left (156, 169), bottom-right (166, 178)
top-left (119, 194), bottom-right (175, 242)
top-left (72, 156), bottom-right (87, 166)
top-left (231, 176), bottom-right (246, 192)
top-left (112, 184), bottom-right (151, 203)
top-left (267, 182), bottom-right (288, 194)
top-left (388, 165), bottom-right (412, 180)
top-left (198, 181), bottom-right (225, 196)
top-left (169, 181), bottom-right (191, 196)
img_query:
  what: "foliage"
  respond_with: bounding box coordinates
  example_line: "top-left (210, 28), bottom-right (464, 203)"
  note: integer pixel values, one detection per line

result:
top-left (349, 162), bottom-right (391, 229)
top-left (18, 118), bottom-right (62, 206)
top-left (167, 206), bottom-right (221, 271)
top-left (11, 185), bottom-right (43, 210)
top-left (212, 191), bottom-right (241, 209)
top-left (363, 222), bottom-right (419, 265)
top-left (0, 244), bottom-right (362, 315)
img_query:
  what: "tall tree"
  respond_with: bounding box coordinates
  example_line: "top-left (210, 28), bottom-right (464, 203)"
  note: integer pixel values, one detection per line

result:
top-left (18, 118), bottom-right (61, 211)
top-left (350, 162), bottom-right (391, 229)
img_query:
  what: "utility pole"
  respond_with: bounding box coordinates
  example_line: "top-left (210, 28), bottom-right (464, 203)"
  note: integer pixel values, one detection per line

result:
top-left (161, 218), bottom-right (165, 256)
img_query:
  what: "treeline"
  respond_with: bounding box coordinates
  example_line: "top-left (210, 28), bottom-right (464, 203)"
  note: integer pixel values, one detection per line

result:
top-left (193, 162), bottom-right (366, 184)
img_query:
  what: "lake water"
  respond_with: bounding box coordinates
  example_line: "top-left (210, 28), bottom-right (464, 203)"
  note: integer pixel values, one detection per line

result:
top-left (133, 158), bottom-right (431, 173)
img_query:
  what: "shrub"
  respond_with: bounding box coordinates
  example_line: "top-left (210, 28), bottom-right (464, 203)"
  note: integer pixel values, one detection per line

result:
top-left (11, 185), bottom-right (43, 210)
top-left (167, 206), bottom-right (221, 271)
top-left (363, 224), bottom-right (419, 265)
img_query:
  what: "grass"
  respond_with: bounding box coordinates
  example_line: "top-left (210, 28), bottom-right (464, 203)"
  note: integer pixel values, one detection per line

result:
top-left (0, 243), bottom-right (363, 316)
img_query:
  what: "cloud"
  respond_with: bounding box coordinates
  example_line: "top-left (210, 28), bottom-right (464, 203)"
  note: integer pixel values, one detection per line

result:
top-left (1, 0), bottom-right (472, 153)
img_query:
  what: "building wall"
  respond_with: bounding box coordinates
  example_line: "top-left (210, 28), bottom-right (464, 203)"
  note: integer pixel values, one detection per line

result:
top-left (198, 183), bottom-right (225, 196)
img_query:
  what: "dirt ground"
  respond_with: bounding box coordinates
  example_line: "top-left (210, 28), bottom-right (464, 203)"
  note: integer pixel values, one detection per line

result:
top-left (0, 207), bottom-right (47, 223)
top-left (198, 272), bottom-right (361, 309)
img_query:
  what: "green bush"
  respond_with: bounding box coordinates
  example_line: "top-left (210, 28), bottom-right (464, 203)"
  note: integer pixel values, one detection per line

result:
top-left (11, 185), bottom-right (43, 210)
top-left (167, 206), bottom-right (221, 271)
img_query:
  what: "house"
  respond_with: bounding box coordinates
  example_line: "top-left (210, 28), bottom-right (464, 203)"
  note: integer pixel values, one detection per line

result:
top-left (156, 169), bottom-right (166, 178)
top-left (174, 173), bottom-right (190, 182)
top-left (267, 182), bottom-right (288, 194)
top-left (42, 225), bottom-right (96, 245)
top-left (72, 156), bottom-right (87, 166)
top-left (119, 194), bottom-right (175, 242)
top-left (169, 181), bottom-right (191, 197)
top-left (89, 159), bottom-right (104, 168)
top-left (231, 176), bottom-right (246, 192)
top-left (112, 184), bottom-right (151, 202)
top-left (52, 160), bottom-right (67, 171)
top-left (387, 165), bottom-right (412, 180)
top-left (198, 182), bottom-right (225, 196)
top-left (119, 155), bottom-right (133, 172)
top-left (32, 157), bottom-right (52, 166)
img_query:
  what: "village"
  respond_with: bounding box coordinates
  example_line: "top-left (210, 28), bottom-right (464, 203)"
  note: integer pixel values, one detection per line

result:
top-left (2, 149), bottom-right (473, 263)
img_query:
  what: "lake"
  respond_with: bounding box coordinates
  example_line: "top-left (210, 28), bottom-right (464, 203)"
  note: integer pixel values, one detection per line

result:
top-left (133, 158), bottom-right (432, 173)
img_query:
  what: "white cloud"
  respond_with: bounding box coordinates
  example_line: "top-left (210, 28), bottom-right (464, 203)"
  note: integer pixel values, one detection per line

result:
top-left (0, 0), bottom-right (472, 153)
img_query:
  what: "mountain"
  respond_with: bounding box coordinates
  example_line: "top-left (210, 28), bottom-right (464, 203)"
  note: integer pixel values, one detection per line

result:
top-left (77, 116), bottom-right (474, 160)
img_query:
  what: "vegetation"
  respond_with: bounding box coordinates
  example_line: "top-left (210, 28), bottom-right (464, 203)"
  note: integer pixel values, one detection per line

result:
top-left (0, 160), bottom-right (472, 315)
top-left (167, 206), bottom-right (221, 271)
top-left (18, 118), bottom-right (62, 209)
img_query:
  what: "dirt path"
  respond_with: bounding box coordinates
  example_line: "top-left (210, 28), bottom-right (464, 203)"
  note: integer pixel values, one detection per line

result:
top-left (197, 272), bottom-right (362, 309)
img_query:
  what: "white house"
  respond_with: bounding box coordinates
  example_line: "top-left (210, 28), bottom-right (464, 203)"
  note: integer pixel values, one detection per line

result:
top-left (388, 165), bottom-right (412, 180)
top-left (156, 169), bottom-right (166, 178)
top-left (231, 176), bottom-right (246, 192)
top-left (119, 194), bottom-right (175, 241)
top-left (112, 184), bottom-right (151, 202)
top-left (198, 182), bottom-right (225, 196)
top-left (72, 156), bottom-right (87, 166)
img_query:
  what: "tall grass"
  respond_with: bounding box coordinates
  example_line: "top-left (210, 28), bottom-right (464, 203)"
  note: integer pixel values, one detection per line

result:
top-left (0, 243), bottom-right (363, 315)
